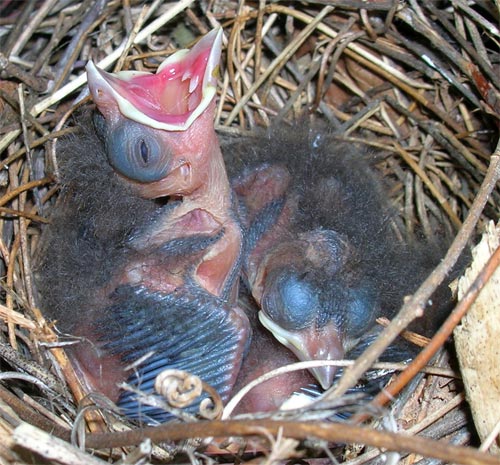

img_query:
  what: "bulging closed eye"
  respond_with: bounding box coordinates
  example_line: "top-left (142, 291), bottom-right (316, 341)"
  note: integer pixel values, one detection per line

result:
top-left (263, 271), bottom-right (319, 330)
top-left (344, 286), bottom-right (378, 338)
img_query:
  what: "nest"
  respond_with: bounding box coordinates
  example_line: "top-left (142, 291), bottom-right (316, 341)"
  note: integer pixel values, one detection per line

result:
top-left (0, 1), bottom-right (499, 464)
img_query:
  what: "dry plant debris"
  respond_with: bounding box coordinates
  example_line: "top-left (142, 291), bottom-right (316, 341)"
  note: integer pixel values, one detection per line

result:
top-left (0, 1), bottom-right (499, 464)
top-left (455, 221), bottom-right (500, 455)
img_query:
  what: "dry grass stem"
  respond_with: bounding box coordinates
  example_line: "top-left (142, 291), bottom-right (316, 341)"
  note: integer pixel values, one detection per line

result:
top-left (0, 1), bottom-right (498, 463)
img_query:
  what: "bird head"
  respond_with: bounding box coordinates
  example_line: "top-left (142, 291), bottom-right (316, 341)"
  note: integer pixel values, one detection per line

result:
top-left (256, 229), bottom-right (379, 389)
top-left (85, 28), bottom-right (223, 199)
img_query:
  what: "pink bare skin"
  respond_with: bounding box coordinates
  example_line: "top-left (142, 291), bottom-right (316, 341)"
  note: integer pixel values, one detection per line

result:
top-left (232, 164), bottom-right (295, 301)
top-left (232, 163), bottom-right (347, 390)
top-left (120, 100), bottom-right (243, 298)
top-left (61, 31), bottom-right (247, 407)
top-left (231, 306), bottom-right (317, 414)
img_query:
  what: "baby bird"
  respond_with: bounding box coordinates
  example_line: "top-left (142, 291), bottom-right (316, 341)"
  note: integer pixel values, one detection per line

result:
top-left (221, 123), bottom-right (449, 393)
top-left (36, 29), bottom-right (249, 423)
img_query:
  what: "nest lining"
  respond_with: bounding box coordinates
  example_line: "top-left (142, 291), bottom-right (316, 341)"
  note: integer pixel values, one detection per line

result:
top-left (0, 1), bottom-right (499, 464)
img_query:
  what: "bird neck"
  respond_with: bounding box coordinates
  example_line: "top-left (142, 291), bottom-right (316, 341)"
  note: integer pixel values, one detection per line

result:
top-left (188, 133), bottom-right (232, 215)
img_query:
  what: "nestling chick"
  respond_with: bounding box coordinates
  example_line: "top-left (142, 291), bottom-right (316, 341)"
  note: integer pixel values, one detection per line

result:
top-left (221, 123), bottom-right (450, 392)
top-left (36, 29), bottom-right (249, 423)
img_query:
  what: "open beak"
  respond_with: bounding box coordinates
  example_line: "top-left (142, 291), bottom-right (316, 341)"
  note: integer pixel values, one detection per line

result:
top-left (86, 28), bottom-right (222, 130)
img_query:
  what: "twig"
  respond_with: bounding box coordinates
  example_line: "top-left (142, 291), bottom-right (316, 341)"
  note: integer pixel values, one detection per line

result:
top-left (0, 54), bottom-right (47, 92)
top-left (0, 128), bottom-right (75, 172)
top-left (0, 340), bottom-right (65, 394)
top-left (83, 419), bottom-right (499, 465)
top-left (0, 386), bottom-right (70, 441)
top-left (480, 418), bottom-right (500, 453)
top-left (366, 245), bottom-right (500, 413)
top-left (0, 207), bottom-right (49, 223)
top-left (452, 0), bottom-right (500, 38)
top-left (0, 177), bottom-right (53, 208)
top-left (223, 359), bottom-right (456, 420)
top-left (424, 3), bottom-right (498, 87)
top-left (9, 0), bottom-right (59, 56)
top-left (13, 423), bottom-right (106, 465)
top-left (225, 6), bottom-right (334, 124)
top-left (393, 143), bottom-right (462, 228)
top-left (405, 393), bottom-right (465, 435)
top-left (51, 0), bottom-right (108, 92)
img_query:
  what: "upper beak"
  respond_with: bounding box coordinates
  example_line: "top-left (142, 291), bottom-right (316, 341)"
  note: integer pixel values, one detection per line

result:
top-left (259, 311), bottom-right (344, 389)
top-left (86, 28), bottom-right (222, 130)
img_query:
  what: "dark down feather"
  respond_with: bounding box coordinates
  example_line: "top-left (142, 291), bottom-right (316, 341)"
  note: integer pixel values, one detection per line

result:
top-left (222, 123), bottom-right (452, 322)
top-left (35, 112), bottom-right (160, 331)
